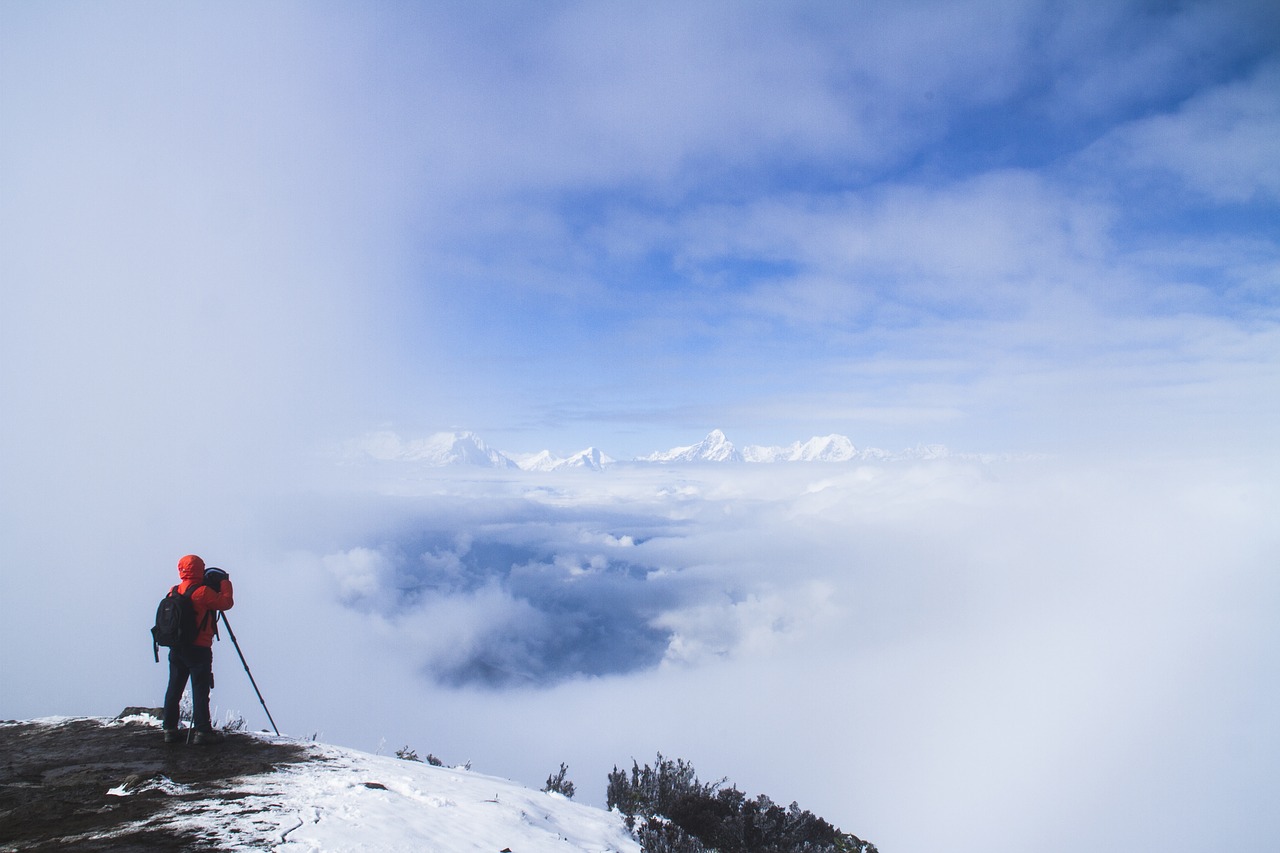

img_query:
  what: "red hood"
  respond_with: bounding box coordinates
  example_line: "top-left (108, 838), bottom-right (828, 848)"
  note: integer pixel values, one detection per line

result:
top-left (177, 554), bottom-right (206, 581)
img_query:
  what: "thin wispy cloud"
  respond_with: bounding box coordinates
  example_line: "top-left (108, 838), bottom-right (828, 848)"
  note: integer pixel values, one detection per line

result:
top-left (1089, 59), bottom-right (1280, 204)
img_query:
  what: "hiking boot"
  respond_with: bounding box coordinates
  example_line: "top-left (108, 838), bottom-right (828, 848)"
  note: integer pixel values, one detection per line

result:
top-left (163, 728), bottom-right (186, 743)
top-left (192, 728), bottom-right (225, 745)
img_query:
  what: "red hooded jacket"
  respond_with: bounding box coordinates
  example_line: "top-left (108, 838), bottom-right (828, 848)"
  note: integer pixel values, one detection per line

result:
top-left (174, 554), bottom-right (234, 647)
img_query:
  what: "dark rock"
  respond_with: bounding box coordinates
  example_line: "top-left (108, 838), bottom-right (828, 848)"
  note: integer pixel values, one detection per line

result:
top-left (0, 717), bottom-right (308, 851)
top-left (116, 707), bottom-right (164, 720)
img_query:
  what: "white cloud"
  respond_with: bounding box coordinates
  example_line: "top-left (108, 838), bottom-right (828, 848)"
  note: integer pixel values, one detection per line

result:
top-left (1040, 1), bottom-right (1269, 120)
top-left (654, 581), bottom-right (838, 666)
top-left (324, 547), bottom-right (396, 608)
top-left (665, 171), bottom-right (1113, 320)
top-left (1092, 60), bottom-right (1280, 202)
top-left (242, 456), bottom-right (1280, 853)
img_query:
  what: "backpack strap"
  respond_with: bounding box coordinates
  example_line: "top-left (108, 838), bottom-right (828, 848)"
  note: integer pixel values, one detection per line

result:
top-left (197, 607), bottom-right (218, 640)
top-left (186, 581), bottom-right (220, 641)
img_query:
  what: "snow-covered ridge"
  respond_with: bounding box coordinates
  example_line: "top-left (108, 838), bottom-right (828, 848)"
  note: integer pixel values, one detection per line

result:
top-left (249, 736), bottom-right (640, 852)
top-left (5, 715), bottom-right (640, 853)
top-left (346, 429), bottom-right (1015, 469)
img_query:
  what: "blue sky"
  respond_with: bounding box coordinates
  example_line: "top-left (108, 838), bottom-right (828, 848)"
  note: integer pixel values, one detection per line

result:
top-left (3, 5), bottom-right (1280, 853)
top-left (5, 0), bottom-right (1276, 464)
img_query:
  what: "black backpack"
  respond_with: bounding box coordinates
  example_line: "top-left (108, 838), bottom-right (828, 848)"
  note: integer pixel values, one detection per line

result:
top-left (151, 583), bottom-right (215, 661)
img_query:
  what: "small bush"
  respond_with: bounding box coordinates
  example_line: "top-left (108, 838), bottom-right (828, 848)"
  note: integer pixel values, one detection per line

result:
top-left (395, 746), bottom-right (422, 762)
top-left (543, 762), bottom-right (576, 798)
top-left (220, 711), bottom-right (247, 732)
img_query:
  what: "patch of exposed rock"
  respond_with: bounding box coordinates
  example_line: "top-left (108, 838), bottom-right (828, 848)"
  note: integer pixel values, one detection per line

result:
top-left (0, 710), bottom-right (309, 852)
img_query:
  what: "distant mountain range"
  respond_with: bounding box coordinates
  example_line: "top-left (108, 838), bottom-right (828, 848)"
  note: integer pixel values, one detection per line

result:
top-left (348, 429), bottom-right (978, 470)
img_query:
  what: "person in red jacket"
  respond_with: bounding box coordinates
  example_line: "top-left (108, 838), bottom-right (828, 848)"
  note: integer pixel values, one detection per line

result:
top-left (162, 554), bottom-right (235, 744)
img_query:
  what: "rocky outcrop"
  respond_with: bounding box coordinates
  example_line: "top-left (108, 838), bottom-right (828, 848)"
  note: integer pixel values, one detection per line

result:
top-left (0, 712), bottom-right (307, 852)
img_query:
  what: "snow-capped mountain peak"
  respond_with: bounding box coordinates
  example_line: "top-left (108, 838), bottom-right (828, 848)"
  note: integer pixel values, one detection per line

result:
top-left (643, 429), bottom-right (743, 463)
top-left (793, 434), bottom-right (857, 461)
top-left (744, 434), bottom-right (859, 462)
top-left (352, 430), bottom-right (519, 468)
top-left (517, 447), bottom-right (615, 472)
top-left (560, 447), bottom-right (614, 470)
top-left (427, 431), bottom-right (518, 468)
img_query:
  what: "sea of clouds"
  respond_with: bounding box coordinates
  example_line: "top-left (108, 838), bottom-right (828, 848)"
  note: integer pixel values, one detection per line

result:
top-left (223, 451), bottom-right (1279, 853)
top-left (3, 431), bottom-right (1277, 853)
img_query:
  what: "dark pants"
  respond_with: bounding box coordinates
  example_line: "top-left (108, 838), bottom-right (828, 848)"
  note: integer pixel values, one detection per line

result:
top-left (163, 644), bottom-right (214, 731)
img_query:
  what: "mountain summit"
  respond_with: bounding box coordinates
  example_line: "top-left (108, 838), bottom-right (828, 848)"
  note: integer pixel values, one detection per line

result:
top-left (2, 713), bottom-right (639, 852)
top-left (4, 712), bottom-right (879, 853)
top-left (352, 430), bottom-right (519, 468)
top-left (517, 446), bottom-right (615, 471)
top-left (744, 434), bottom-right (859, 462)
top-left (642, 429), bottom-right (743, 463)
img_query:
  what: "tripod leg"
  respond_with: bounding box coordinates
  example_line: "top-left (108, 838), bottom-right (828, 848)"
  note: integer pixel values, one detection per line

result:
top-left (217, 612), bottom-right (281, 736)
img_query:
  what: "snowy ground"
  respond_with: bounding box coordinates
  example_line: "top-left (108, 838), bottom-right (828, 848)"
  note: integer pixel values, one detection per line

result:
top-left (0, 714), bottom-right (640, 853)
top-left (231, 741), bottom-right (641, 852)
